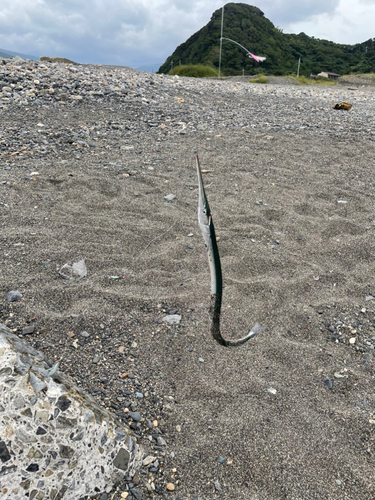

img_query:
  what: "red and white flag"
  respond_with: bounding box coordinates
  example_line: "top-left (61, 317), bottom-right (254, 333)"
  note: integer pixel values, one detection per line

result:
top-left (248, 52), bottom-right (266, 63)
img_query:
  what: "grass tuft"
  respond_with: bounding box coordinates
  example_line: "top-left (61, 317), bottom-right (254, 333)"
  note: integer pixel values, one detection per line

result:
top-left (285, 75), bottom-right (337, 86)
top-left (249, 74), bottom-right (268, 84)
top-left (168, 65), bottom-right (218, 78)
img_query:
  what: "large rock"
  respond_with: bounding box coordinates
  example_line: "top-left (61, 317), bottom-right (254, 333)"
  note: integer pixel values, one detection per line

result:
top-left (0, 323), bottom-right (142, 499)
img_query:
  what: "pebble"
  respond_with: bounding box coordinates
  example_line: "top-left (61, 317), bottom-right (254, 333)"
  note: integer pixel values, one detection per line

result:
top-left (166, 483), bottom-right (175, 491)
top-left (267, 387), bottom-right (277, 394)
top-left (142, 455), bottom-right (155, 466)
top-left (213, 480), bottom-right (222, 491)
top-left (324, 376), bottom-right (333, 389)
top-left (157, 436), bottom-right (166, 446)
top-left (164, 194), bottom-right (176, 201)
top-left (162, 314), bottom-right (181, 325)
top-left (334, 372), bottom-right (347, 379)
top-left (22, 325), bottom-right (35, 335)
top-left (129, 411), bottom-right (141, 422)
top-left (6, 290), bottom-right (22, 302)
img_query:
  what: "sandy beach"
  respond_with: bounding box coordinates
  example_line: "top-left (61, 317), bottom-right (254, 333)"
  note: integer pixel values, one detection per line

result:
top-left (1, 60), bottom-right (375, 499)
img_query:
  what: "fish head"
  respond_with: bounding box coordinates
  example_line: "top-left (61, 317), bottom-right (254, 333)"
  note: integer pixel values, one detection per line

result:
top-left (196, 154), bottom-right (211, 227)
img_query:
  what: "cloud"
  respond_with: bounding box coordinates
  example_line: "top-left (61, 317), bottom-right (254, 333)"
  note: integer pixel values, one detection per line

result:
top-left (284, 0), bottom-right (375, 44)
top-left (258, 0), bottom-right (340, 26)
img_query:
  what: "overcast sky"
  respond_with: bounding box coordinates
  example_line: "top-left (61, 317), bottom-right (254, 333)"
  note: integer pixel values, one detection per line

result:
top-left (0, 1), bottom-right (374, 70)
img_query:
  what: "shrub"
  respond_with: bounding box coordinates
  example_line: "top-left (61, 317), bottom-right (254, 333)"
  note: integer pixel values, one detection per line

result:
top-left (249, 74), bottom-right (268, 84)
top-left (296, 75), bottom-right (337, 86)
top-left (168, 64), bottom-right (218, 78)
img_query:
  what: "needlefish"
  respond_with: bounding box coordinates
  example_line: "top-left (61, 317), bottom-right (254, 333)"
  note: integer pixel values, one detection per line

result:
top-left (196, 154), bottom-right (264, 347)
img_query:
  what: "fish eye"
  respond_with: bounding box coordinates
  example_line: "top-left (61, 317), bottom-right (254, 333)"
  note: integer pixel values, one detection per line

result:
top-left (203, 209), bottom-right (207, 214)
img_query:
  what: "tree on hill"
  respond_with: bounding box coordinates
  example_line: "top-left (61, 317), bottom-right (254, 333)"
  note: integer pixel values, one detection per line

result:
top-left (158, 3), bottom-right (375, 76)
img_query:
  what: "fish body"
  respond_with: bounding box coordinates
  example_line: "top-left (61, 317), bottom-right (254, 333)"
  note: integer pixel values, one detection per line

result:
top-left (196, 154), bottom-right (264, 347)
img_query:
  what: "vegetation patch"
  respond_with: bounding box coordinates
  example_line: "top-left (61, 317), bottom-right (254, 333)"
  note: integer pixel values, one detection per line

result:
top-left (40, 56), bottom-right (78, 65)
top-left (290, 75), bottom-right (338, 86)
top-left (168, 64), bottom-right (218, 78)
top-left (249, 74), bottom-right (268, 84)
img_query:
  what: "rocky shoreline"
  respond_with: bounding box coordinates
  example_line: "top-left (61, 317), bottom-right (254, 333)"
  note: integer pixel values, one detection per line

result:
top-left (0, 56), bottom-right (375, 147)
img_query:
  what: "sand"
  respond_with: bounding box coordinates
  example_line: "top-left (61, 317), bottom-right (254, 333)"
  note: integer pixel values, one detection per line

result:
top-left (1, 85), bottom-right (375, 500)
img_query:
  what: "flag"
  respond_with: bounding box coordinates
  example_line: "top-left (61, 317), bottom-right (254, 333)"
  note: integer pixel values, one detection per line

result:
top-left (248, 52), bottom-right (266, 63)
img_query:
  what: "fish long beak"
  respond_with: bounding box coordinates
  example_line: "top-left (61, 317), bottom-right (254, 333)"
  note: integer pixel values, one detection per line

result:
top-left (196, 154), bottom-right (211, 228)
top-left (196, 154), bottom-right (208, 224)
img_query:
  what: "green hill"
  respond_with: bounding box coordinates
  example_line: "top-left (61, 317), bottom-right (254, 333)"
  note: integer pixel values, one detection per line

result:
top-left (158, 3), bottom-right (375, 76)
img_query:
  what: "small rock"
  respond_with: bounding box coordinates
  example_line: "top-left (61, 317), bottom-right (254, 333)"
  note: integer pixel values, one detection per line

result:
top-left (213, 480), bottom-right (222, 492)
top-left (162, 314), bottom-right (181, 325)
top-left (6, 290), bottom-right (22, 302)
top-left (164, 194), bottom-right (176, 201)
top-left (29, 372), bottom-right (47, 393)
top-left (157, 436), bottom-right (166, 446)
top-left (129, 411), bottom-right (141, 422)
top-left (166, 483), bottom-right (175, 491)
top-left (80, 331), bottom-right (90, 337)
top-left (268, 387), bottom-right (277, 395)
top-left (324, 377), bottom-right (333, 389)
top-left (142, 455), bottom-right (155, 466)
top-left (217, 456), bottom-right (225, 464)
top-left (22, 325), bottom-right (35, 335)
top-left (349, 337), bottom-right (356, 344)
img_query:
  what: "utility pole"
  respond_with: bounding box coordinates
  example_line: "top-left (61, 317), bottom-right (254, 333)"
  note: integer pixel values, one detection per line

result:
top-left (218, 6), bottom-right (224, 77)
top-left (297, 57), bottom-right (301, 77)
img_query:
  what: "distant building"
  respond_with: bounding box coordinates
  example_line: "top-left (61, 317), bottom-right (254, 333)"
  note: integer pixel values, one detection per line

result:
top-left (317, 71), bottom-right (340, 79)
